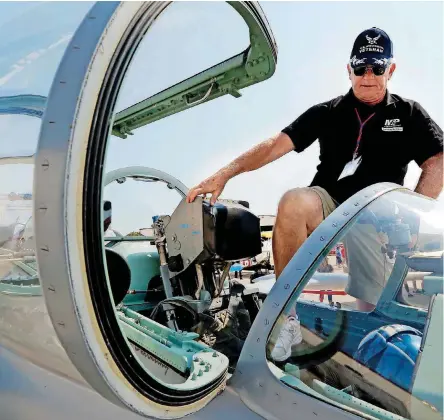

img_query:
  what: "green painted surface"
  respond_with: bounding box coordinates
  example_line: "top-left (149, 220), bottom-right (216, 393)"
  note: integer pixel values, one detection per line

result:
top-left (111, 2), bottom-right (276, 138)
top-left (0, 258), bottom-right (41, 295)
top-left (123, 252), bottom-right (161, 305)
top-left (0, 283), bottom-right (41, 296)
top-left (118, 306), bottom-right (229, 391)
top-left (312, 380), bottom-right (405, 420)
top-left (118, 306), bottom-right (211, 373)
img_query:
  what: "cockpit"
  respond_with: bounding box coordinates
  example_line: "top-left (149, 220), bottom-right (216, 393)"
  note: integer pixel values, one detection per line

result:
top-left (102, 168), bottom-right (264, 378)
top-left (98, 164), bottom-right (443, 420)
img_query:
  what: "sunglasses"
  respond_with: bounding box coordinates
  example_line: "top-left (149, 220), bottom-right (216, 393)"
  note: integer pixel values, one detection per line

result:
top-left (353, 65), bottom-right (387, 76)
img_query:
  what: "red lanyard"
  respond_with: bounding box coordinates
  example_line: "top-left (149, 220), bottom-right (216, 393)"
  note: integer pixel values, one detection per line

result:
top-left (354, 108), bottom-right (375, 158)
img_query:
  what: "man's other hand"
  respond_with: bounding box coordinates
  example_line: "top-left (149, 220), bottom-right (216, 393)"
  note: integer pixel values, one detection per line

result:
top-left (186, 173), bottom-right (228, 205)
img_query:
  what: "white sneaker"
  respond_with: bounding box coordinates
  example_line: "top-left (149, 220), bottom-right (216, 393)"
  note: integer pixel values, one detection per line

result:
top-left (270, 316), bottom-right (303, 362)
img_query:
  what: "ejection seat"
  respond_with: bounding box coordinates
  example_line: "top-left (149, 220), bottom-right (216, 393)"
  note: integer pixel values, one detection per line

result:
top-left (123, 252), bottom-right (161, 307)
top-left (101, 200), bottom-right (229, 388)
top-left (105, 247), bottom-right (131, 306)
top-left (103, 200), bottom-right (162, 309)
top-left (103, 200), bottom-right (131, 305)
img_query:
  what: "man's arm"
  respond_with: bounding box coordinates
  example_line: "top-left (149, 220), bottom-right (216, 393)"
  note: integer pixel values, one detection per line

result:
top-left (414, 152), bottom-right (443, 199)
top-left (186, 133), bottom-right (294, 203)
top-left (216, 132), bottom-right (294, 180)
top-left (187, 103), bottom-right (325, 204)
top-left (411, 101), bottom-right (443, 200)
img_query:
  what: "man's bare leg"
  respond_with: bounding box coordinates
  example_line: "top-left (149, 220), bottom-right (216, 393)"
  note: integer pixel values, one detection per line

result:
top-left (356, 300), bottom-right (376, 312)
top-left (270, 188), bottom-right (324, 361)
top-left (273, 188), bottom-right (324, 279)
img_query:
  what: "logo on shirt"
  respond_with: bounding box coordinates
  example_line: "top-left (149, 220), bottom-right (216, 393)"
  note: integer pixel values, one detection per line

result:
top-left (382, 118), bottom-right (403, 132)
top-left (366, 34), bottom-right (381, 45)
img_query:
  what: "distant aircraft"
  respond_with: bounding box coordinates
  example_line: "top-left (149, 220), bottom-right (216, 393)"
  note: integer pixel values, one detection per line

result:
top-left (0, 2), bottom-right (442, 420)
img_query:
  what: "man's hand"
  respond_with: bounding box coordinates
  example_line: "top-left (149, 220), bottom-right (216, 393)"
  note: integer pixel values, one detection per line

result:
top-left (186, 172), bottom-right (228, 205)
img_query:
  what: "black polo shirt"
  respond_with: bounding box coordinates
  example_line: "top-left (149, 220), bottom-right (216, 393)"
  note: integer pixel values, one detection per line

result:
top-left (282, 89), bottom-right (443, 204)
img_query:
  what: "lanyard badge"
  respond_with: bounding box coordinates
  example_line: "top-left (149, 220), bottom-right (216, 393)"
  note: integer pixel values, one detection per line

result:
top-left (338, 108), bottom-right (375, 181)
top-left (338, 155), bottom-right (362, 180)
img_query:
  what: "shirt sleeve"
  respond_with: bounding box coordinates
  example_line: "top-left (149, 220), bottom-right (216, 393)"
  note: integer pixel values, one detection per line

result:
top-left (411, 102), bottom-right (443, 167)
top-left (281, 103), bottom-right (328, 153)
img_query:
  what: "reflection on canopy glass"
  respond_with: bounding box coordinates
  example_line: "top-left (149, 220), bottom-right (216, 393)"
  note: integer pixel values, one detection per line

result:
top-left (0, 114), bottom-right (38, 296)
top-left (267, 189), bottom-right (443, 420)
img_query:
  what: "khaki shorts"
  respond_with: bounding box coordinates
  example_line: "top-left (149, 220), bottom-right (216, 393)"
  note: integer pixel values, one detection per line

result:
top-left (309, 186), bottom-right (392, 306)
top-left (309, 186), bottom-right (338, 219)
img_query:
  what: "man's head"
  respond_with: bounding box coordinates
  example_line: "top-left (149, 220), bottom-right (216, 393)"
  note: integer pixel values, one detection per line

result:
top-left (347, 27), bottom-right (396, 104)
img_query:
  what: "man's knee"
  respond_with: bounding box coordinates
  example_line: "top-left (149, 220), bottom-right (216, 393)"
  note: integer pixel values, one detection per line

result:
top-left (278, 188), bottom-right (312, 215)
top-left (277, 187), bottom-right (323, 229)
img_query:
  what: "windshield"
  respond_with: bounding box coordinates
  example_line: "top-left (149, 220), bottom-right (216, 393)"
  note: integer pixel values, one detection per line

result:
top-left (266, 188), bottom-right (443, 420)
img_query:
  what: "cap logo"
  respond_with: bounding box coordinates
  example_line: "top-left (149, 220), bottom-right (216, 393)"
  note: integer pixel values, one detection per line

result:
top-left (373, 57), bottom-right (389, 66)
top-left (365, 34), bottom-right (381, 45)
top-left (350, 55), bottom-right (367, 66)
top-left (359, 44), bottom-right (384, 54)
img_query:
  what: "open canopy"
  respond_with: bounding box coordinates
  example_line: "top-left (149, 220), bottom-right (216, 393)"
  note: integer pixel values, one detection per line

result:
top-left (111, 1), bottom-right (277, 138)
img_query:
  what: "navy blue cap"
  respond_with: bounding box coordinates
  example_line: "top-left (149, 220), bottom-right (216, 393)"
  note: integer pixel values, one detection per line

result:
top-left (349, 27), bottom-right (393, 68)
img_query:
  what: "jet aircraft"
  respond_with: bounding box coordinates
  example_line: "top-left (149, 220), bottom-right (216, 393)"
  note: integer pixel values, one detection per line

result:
top-left (0, 2), bottom-right (442, 420)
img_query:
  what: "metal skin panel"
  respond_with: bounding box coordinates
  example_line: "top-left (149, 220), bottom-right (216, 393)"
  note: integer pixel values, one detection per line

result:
top-left (232, 182), bottom-right (406, 420)
top-left (0, 343), bottom-right (263, 420)
top-left (165, 196), bottom-right (205, 274)
top-left (0, 290), bottom-right (86, 386)
top-left (33, 0), bottom-right (132, 407)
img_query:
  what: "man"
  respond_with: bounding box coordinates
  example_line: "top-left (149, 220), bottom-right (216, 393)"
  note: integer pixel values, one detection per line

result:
top-left (335, 245), bottom-right (343, 267)
top-left (186, 27), bottom-right (443, 360)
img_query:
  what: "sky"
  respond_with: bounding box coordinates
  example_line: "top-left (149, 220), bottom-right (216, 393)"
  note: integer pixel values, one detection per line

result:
top-left (0, 1), bottom-right (442, 234)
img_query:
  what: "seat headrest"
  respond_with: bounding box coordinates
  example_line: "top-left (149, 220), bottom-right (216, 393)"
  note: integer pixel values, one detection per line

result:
top-left (105, 248), bottom-right (131, 305)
